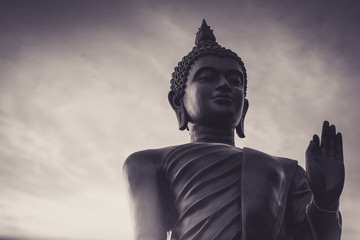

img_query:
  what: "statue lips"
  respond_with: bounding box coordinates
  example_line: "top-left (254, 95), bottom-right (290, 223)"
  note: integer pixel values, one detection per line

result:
top-left (211, 94), bottom-right (233, 105)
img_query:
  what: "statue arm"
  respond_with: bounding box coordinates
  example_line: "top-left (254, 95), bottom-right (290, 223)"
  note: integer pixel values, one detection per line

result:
top-left (304, 121), bottom-right (344, 240)
top-left (123, 150), bottom-right (169, 240)
top-left (285, 165), bottom-right (342, 240)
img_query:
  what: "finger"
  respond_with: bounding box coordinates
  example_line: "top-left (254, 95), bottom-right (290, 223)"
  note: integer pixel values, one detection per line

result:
top-left (313, 134), bottom-right (320, 147)
top-left (320, 120), bottom-right (329, 149)
top-left (335, 132), bottom-right (344, 163)
top-left (328, 125), bottom-right (336, 157)
top-left (307, 139), bottom-right (316, 153)
top-left (307, 135), bottom-right (319, 153)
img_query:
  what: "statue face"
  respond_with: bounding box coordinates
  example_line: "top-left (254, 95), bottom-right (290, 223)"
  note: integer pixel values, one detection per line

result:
top-left (182, 55), bottom-right (246, 128)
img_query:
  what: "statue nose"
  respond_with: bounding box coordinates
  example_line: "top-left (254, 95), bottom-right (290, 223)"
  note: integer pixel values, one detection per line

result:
top-left (216, 75), bottom-right (231, 92)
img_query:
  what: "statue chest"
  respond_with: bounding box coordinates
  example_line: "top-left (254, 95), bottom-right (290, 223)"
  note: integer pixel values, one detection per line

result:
top-left (162, 143), bottom-right (243, 240)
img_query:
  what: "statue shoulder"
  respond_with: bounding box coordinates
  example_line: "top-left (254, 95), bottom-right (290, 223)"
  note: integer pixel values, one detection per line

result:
top-left (244, 147), bottom-right (299, 166)
top-left (123, 145), bottom-right (182, 175)
top-left (122, 145), bottom-right (183, 196)
top-left (243, 147), bottom-right (299, 180)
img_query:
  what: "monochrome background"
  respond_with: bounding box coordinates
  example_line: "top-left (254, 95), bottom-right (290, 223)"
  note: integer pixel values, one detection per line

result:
top-left (0, 0), bottom-right (359, 239)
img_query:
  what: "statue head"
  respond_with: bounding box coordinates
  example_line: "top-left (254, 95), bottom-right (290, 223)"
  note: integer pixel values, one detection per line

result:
top-left (168, 19), bottom-right (249, 138)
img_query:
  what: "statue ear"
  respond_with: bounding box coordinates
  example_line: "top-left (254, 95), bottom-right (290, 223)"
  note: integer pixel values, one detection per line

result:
top-left (168, 91), bottom-right (188, 131)
top-left (236, 99), bottom-right (249, 138)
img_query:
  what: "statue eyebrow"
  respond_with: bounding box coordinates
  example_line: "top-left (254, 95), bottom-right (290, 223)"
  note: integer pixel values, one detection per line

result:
top-left (193, 66), bottom-right (217, 80)
top-left (226, 69), bottom-right (244, 81)
top-left (194, 67), bottom-right (244, 81)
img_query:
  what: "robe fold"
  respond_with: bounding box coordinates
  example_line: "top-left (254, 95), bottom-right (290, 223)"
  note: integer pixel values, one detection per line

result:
top-left (161, 143), bottom-right (341, 240)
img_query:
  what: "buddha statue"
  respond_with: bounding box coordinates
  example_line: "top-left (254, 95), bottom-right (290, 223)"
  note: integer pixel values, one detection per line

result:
top-left (123, 20), bottom-right (344, 240)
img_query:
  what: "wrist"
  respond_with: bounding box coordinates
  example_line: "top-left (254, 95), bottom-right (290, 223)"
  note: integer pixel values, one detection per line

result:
top-left (313, 197), bottom-right (339, 212)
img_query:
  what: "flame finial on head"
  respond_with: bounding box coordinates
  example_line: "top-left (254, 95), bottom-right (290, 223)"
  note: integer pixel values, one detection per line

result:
top-left (195, 19), bottom-right (216, 46)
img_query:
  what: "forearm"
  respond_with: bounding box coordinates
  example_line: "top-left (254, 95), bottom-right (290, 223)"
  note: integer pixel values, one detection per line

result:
top-left (305, 121), bottom-right (344, 239)
top-left (286, 165), bottom-right (342, 240)
top-left (134, 232), bottom-right (167, 240)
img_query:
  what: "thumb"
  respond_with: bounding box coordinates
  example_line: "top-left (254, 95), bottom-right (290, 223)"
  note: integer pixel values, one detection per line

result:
top-left (307, 134), bottom-right (320, 153)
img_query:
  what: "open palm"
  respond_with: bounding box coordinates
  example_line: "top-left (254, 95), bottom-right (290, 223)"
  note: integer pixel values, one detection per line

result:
top-left (306, 121), bottom-right (345, 210)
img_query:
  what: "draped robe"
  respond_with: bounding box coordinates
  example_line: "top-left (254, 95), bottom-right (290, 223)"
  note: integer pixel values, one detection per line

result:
top-left (159, 142), bottom-right (342, 240)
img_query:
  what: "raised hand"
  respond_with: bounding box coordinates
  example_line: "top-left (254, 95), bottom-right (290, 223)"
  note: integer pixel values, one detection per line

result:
top-left (306, 121), bottom-right (345, 211)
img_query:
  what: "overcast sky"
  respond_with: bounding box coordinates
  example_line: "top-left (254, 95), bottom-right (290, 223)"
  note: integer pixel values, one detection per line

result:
top-left (0, 0), bottom-right (359, 239)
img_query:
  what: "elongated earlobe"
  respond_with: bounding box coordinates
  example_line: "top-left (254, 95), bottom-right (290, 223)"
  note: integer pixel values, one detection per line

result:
top-left (168, 91), bottom-right (188, 131)
top-left (176, 106), bottom-right (188, 130)
top-left (236, 99), bottom-right (249, 138)
top-left (236, 121), bottom-right (245, 138)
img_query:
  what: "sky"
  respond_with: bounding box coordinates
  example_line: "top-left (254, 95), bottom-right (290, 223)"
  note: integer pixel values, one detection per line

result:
top-left (0, 0), bottom-right (359, 239)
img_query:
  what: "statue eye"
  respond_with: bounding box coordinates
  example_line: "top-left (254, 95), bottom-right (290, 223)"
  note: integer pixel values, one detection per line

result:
top-left (194, 67), bottom-right (218, 83)
top-left (196, 71), bottom-right (216, 82)
top-left (198, 76), bottom-right (215, 82)
top-left (225, 70), bottom-right (243, 87)
top-left (227, 75), bottom-right (242, 87)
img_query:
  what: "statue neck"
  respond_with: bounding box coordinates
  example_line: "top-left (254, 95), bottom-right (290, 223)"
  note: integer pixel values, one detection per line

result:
top-left (188, 124), bottom-right (235, 146)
